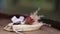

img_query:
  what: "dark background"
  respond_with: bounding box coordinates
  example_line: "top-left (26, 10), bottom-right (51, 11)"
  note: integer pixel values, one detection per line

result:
top-left (0, 0), bottom-right (60, 22)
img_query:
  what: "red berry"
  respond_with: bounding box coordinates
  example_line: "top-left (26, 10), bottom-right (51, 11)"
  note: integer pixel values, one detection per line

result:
top-left (26, 17), bottom-right (35, 24)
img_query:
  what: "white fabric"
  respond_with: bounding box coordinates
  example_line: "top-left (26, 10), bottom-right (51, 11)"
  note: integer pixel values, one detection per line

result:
top-left (11, 16), bottom-right (18, 23)
top-left (19, 16), bottom-right (24, 22)
top-left (11, 16), bottom-right (25, 24)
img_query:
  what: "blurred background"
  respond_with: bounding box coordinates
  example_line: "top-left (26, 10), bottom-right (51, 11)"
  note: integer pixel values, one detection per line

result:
top-left (0, 0), bottom-right (60, 22)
